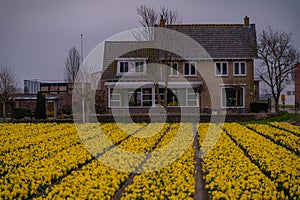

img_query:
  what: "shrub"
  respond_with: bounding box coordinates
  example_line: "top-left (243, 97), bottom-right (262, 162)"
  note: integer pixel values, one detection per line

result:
top-left (14, 107), bottom-right (32, 119)
top-left (61, 107), bottom-right (72, 115)
top-left (250, 102), bottom-right (268, 113)
top-left (35, 92), bottom-right (47, 119)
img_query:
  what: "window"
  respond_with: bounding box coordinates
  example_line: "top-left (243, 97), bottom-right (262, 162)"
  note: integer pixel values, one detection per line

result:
top-left (40, 86), bottom-right (49, 93)
top-left (110, 93), bottom-right (121, 107)
top-left (142, 88), bottom-right (152, 106)
top-left (187, 88), bottom-right (198, 106)
top-left (184, 62), bottom-right (196, 76)
top-left (119, 62), bottom-right (128, 73)
top-left (155, 88), bottom-right (166, 106)
top-left (221, 86), bottom-right (244, 108)
top-left (169, 63), bottom-right (178, 76)
top-left (117, 59), bottom-right (146, 75)
top-left (287, 91), bottom-right (291, 96)
top-left (167, 88), bottom-right (179, 106)
top-left (215, 62), bottom-right (228, 76)
top-left (135, 61), bottom-right (144, 73)
top-left (233, 62), bottom-right (246, 76)
top-left (128, 88), bottom-right (153, 107)
top-left (59, 86), bottom-right (67, 93)
top-left (129, 89), bottom-right (142, 106)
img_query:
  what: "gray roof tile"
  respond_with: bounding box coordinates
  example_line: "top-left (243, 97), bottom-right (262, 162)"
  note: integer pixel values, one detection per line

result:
top-left (166, 24), bottom-right (257, 58)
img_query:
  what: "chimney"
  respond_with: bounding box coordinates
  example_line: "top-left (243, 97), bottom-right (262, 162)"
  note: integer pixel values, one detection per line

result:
top-left (244, 16), bottom-right (249, 27)
top-left (159, 15), bottom-right (165, 27)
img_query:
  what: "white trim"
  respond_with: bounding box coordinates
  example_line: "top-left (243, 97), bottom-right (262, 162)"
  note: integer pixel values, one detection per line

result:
top-left (116, 58), bottom-right (147, 76)
top-left (186, 88), bottom-right (199, 107)
top-left (107, 86), bottom-right (200, 108)
top-left (169, 62), bottom-right (179, 77)
top-left (115, 57), bottom-right (148, 61)
top-left (215, 62), bottom-right (228, 76)
top-left (108, 88), bottom-right (111, 108)
top-left (183, 62), bottom-right (197, 77)
top-left (220, 85), bottom-right (245, 108)
top-left (159, 57), bottom-right (254, 61)
top-left (105, 81), bottom-right (203, 88)
top-left (233, 61), bottom-right (247, 76)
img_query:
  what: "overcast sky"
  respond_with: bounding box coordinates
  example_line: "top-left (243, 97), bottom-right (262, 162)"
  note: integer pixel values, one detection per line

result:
top-left (0, 0), bottom-right (299, 86)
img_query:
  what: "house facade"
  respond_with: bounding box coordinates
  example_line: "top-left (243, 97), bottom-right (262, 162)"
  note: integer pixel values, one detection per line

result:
top-left (99, 16), bottom-right (257, 114)
top-left (295, 63), bottom-right (300, 108)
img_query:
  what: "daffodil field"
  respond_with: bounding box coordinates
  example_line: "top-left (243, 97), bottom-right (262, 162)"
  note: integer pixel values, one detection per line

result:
top-left (0, 122), bottom-right (299, 199)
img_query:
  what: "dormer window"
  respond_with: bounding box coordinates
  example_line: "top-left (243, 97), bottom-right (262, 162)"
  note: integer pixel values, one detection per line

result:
top-left (135, 61), bottom-right (144, 73)
top-left (119, 62), bottom-right (129, 73)
top-left (116, 58), bottom-right (146, 75)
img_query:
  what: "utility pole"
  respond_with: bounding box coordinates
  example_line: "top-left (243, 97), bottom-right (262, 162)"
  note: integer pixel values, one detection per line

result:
top-left (81, 33), bottom-right (85, 123)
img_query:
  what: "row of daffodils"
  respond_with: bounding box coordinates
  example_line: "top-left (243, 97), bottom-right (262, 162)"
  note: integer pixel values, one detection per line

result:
top-left (224, 123), bottom-right (300, 199)
top-left (0, 122), bottom-right (299, 199)
top-left (246, 123), bottom-right (300, 155)
top-left (198, 123), bottom-right (281, 199)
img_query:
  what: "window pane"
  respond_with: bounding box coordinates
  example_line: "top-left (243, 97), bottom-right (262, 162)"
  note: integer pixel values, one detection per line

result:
top-left (143, 101), bottom-right (152, 106)
top-left (135, 62), bottom-right (144, 72)
top-left (111, 101), bottom-right (120, 107)
top-left (191, 63), bottom-right (196, 75)
top-left (216, 63), bottom-right (221, 75)
top-left (172, 63), bottom-right (178, 75)
top-left (222, 63), bottom-right (227, 75)
top-left (240, 63), bottom-right (246, 74)
top-left (111, 94), bottom-right (120, 101)
top-left (129, 89), bottom-right (141, 106)
top-left (184, 63), bottom-right (189, 75)
top-left (173, 63), bottom-right (178, 71)
top-left (120, 62), bottom-right (128, 72)
top-left (234, 63), bottom-right (239, 74)
top-left (224, 87), bottom-right (244, 107)
top-left (120, 62), bottom-right (124, 72)
top-left (187, 100), bottom-right (197, 106)
top-left (238, 88), bottom-right (243, 106)
top-left (125, 62), bottom-right (128, 72)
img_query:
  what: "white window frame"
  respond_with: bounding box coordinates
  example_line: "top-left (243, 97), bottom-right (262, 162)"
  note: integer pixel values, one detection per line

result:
top-left (109, 93), bottom-right (121, 108)
top-left (169, 62), bottom-right (179, 77)
top-left (184, 62), bottom-right (197, 77)
top-left (135, 61), bottom-right (145, 73)
top-left (142, 88), bottom-right (152, 107)
top-left (215, 62), bottom-right (228, 76)
top-left (116, 58), bottom-right (147, 76)
top-left (186, 88), bottom-right (198, 107)
top-left (220, 85), bottom-right (245, 108)
top-left (233, 62), bottom-right (247, 76)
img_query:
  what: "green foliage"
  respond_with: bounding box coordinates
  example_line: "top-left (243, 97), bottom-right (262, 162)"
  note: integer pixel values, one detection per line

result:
top-left (14, 107), bottom-right (32, 119)
top-left (240, 111), bottom-right (300, 124)
top-left (250, 102), bottom-right (268, 113)
top-left (59, 107), bottom-right (72, 115)
top-left (34, 92), bottom-right (47, 119)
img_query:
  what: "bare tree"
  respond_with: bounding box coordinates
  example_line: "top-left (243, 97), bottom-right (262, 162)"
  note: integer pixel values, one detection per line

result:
top-left (136, 5), bottom-right (182, 107)
top-left (135, 5), bottom-right (182, 40)
top-left (65, 46), bottom-right (81, 83)
top-left (0, 62), bottom-right (17, 121)
top-left (160, 5), bottom-right (182, 25)
top-left (257, 26), bottom-right (299, 113)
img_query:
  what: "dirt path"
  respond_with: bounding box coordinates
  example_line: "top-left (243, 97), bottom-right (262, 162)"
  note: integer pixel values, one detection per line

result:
top-left (193, 124), bottom-right (210, 200)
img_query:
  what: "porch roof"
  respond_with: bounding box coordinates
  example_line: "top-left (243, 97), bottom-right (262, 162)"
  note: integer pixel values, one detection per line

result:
top-left (105, 81), bottom-right (203, 88)
top-left (14, 96), bottom-right (60, 101)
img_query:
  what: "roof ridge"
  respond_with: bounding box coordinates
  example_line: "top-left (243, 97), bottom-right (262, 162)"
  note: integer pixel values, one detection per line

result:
top-left (167, 24), bottom-right (246, 27)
